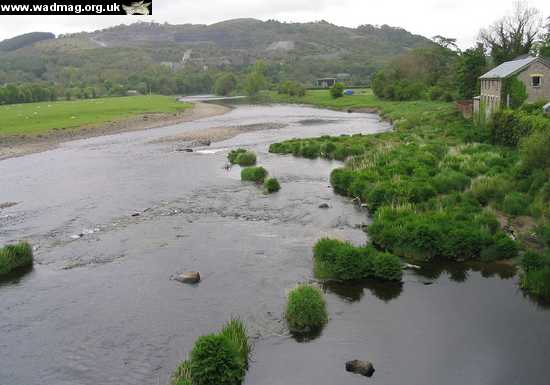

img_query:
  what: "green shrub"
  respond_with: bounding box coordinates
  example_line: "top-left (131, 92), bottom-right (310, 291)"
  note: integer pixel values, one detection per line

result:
top-left (188, 334), bottom-right (245, 385)
top-left (241, 166), bottom-right (267, 183)
top-left (470, 176), bottom-right (511, 205)
top-left (264, 178), bottom-right (280, 193)
top-left (330, 82), bottom-right (344, 98)
top-left (521, 266), bottom-right (550, 299)
top-left (372, 252), bottom-right (403, 281)
top-left (521, 251), bottom-right (550, 273)
top-left (501, 192), bottom-right (530, 216)
top-left (520, 126), bottom-right (550, 172)
top-left (219, 318), bottom-right (251, 370)
top-left (278, 80), bottom-right (305, 97)
top-left (228, 149), bottom-right (257, 166)
top-left (432, 170), bottom-right (471, 194)
top-left (313, 238), bottom-right (402, 281)
top-left (489, 109), bottom-right (549, 147)
top-left (286, 284), bottom-right (328, 332)
top-left (0, 241), bottom-right (33, 276)
top-left (480, 235), bottom-right (519, 262)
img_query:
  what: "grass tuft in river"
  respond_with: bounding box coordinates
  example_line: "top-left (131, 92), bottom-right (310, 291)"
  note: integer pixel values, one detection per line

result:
top-left (0, 241), bottom-right (33, 276)
top-left (263, 178), bottom-right (281, 193)
top-left (286, 284), bottom-right (328, 333)
top-left (170, 318), bottom-right (251, 385)
top-left (228, 149), bottom-right (257, 167)
top-left (241, 166), bottom-right (268, 183)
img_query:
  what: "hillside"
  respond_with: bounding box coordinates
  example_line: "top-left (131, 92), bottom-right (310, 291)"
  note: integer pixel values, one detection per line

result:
top-left (0, 19), bottom-right (434, 89)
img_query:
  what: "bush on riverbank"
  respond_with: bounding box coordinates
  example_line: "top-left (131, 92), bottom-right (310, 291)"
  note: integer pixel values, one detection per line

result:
top-left (0, 241), bottom-right (33, 276)
top-left (241, 166), bottom-right (267, 183)
top-left (171, 318), bottom-right (250, 385)
top-left (228, 149), bottom-right (257, 166)
top-left (286, 284), bottom-right (328, 332)
top-left (313, 238), bottom-right (402, 281)
top-left (489, 109), bottom-right (549, 147)
top-left (520, 251), bottom-right (550, 299)
top-left (264, 178), bottom-right (280, 193)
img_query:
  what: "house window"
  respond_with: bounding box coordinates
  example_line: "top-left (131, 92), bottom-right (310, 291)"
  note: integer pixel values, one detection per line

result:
top-left (532, 76), bottom-right (542, 88)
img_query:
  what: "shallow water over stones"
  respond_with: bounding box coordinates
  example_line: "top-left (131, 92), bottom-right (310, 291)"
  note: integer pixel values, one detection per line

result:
top-left (0, 104), bottom-right (549, 385)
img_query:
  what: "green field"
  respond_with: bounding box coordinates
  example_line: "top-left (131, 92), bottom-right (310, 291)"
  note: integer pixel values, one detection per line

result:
top-left (0, 95), bottom-right (192, 138)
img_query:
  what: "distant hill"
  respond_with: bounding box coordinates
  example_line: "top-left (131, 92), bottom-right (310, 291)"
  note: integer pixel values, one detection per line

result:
top-left (0, 19), bottom-right (435, 87)
top-left (0, 32), bottom-right (55, 52)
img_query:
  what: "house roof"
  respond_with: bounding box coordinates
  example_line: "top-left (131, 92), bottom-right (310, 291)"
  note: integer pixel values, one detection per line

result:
top-left (479, 56), bottom-right (542, 79)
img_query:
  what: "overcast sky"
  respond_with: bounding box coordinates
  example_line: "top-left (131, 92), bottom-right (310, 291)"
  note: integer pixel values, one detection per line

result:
top-left (0, 0), bottom-right (548, 48)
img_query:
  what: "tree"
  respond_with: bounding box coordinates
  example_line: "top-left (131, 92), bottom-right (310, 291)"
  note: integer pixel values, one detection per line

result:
top-left (456, 44), bottom-right (487, 99)
top-left (537, 16), bottom-right (550, 57)
top-left (479, 1), bottom-right (543, 65)
top-left (213, 73), bottom-right (237, 96)
top-left (243, 61), bottom-right (267, 97)
top-left (330, 82), bottom-right (344, 98)
top-left (433, 35), bottom-right (458, 51)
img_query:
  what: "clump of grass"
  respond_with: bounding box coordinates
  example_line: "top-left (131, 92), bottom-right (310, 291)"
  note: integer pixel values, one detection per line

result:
top-left (171, 318), bottom-right (251, 385)
top-left (313, 238), bottom-right (402, 281)
top-left (264, 178), bottom-right (280, 193)
top-left (286, 284), bottom-right (328, 332)
top-left (520, 251), bottom-right (550, 300)
top-left (241, 166), bottom-right (267, 183)
top-left (229, 149), bottom-right (257, 166)
top-left (0, 241), bottom-right (33, 276)
top-left (188, 334), bottom-right (245, 385)
top-left (219, 318), bottom-right (251, 369)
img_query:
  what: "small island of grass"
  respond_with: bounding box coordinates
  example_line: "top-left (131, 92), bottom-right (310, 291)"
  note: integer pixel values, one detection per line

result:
top-left (286, 284), bottom-right (328, 333)
top-left (0, 241), bottom-right (33, 276)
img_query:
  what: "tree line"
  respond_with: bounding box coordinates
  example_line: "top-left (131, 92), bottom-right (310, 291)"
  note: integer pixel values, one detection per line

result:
top-left (373, 2), bottom-right (550, 102)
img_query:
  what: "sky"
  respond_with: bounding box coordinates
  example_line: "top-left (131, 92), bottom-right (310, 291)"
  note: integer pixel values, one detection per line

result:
top-left (0, 0), bottom-right (548, 48)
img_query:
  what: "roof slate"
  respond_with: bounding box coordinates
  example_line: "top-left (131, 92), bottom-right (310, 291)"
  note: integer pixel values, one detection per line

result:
top-left (480, 56), bottom-right (539, 79)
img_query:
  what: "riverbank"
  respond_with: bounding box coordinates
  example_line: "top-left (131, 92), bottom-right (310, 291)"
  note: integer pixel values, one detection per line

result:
top-left (0, 97), bottom-right (230, 160)
top-left (267, 89), bottom-right (549, 301)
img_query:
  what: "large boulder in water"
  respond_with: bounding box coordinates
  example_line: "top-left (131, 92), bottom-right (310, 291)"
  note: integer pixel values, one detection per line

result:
top-left (345, 360), bottom-right (375, 377)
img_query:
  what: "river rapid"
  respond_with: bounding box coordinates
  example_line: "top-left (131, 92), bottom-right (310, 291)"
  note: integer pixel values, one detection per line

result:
top-left (0, 104), bottom-right (548, 385)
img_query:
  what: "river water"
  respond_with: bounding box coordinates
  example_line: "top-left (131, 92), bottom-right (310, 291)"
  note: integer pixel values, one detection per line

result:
top-left (0, 104), bottom-right (548, 385)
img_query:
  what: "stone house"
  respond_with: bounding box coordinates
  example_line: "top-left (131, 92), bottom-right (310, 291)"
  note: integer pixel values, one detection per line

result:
top-left (474, 56), bottom-right (550, 117)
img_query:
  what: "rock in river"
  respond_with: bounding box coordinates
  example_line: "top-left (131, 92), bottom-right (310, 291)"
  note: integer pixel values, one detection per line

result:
top-left (345, 360), bottom-right (375, 377)
top-left (174, 271), bottom-right (201, 284)
top-left (318, 203), bottom-right (330, 209)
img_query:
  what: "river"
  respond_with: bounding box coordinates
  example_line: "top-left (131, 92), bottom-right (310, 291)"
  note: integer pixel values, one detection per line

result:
top-left (0, 104), bottom-right (548, 385)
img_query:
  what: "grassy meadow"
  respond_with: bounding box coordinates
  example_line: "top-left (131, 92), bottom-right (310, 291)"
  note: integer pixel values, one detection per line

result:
top-left (0, 95), bottom-right (192, 138)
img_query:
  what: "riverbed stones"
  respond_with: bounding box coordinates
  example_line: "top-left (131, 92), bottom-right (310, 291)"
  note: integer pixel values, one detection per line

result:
top-left (318, 203), bottom-right (330, 209)
top-left (174, 271), bottom-right (201, 284)
top-left (345, 360), bottom-right (375, 377)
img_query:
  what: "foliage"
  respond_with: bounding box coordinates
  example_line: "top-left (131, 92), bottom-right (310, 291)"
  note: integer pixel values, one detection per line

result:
top-left (488, 109), bottom-right (549, 147)
top-left (372, 46), bottom-right (456, 101)
top-left (330, 82), bottom-right (344, 98)
top-left (264, 178), bottom-right (281, 193)
top-left (188, 334), bottom-right (245, 385)
top-left (503, 77), bottom-right (528, 109)
top-left (219, 318), bottom-right (251, 370)
top-left (285, 284), bottom-right (328, 332)
top-left (500, 192), bottom-right (530, 216)
top-left (0, 241), bottom-right (33, 276)
top-left (455, 44), bottom-right (487, 99)
top-left (520, 125), bottom-right (550, 172)
top-left (479, 2), bottom-right (542, 65)
top-left (313, 238), bottom-right (402, 281)
top-left (171, 319), bottom-right (250, 385)
top-left (277, 80), bottom-right (305, 97)
top-left (520, 251), bottom-right (550, 299)
top-left (228, 149), bottom-right (257, 166)
top-left (480, 234), bottom-right (519, 261)
top-left (243, 61), bottom-right (267, 97)
top-left (213, 73), bottom-right (237, 96)
top-left (241, 167), bottom-right (268, 183)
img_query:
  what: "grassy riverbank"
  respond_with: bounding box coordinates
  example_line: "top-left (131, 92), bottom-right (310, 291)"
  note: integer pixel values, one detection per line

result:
top-left (268, 89), bottom-right (550, 300)
top-left (0, 95), bottom-right (191, 138)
